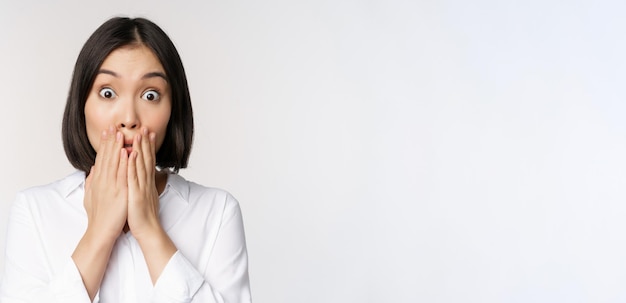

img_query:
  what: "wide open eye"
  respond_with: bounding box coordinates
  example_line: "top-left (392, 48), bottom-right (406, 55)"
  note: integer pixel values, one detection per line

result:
top-left (99, 88), bottom-right (117, 99)
top-left (141, 89), bottom-right (161, 102)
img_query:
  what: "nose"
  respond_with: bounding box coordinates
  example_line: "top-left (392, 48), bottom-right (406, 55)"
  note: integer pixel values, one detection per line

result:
top-left (117, 99), bottom-right (140, 130)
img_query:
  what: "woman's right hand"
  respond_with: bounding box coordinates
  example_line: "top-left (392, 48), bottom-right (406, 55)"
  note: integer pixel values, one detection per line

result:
top-left (83, 126), bottom-right (129, 240)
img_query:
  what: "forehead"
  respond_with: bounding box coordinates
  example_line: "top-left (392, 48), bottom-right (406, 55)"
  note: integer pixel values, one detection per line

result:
top-left (100, 44), bottom-right (165, 75)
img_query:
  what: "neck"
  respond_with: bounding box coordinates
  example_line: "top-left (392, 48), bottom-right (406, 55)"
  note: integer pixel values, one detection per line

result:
top-left (155, 170), bottom-right (168, 195)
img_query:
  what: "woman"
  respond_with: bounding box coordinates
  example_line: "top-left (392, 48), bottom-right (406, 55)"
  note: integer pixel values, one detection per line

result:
top-left (0, 17), bottom-right (251, 302)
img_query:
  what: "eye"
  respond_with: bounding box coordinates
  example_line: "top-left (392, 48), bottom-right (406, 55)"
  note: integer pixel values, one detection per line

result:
top-left (141, 90), bottom-right (161, 102)
top-left (98, 88), bottom-right (117, 99)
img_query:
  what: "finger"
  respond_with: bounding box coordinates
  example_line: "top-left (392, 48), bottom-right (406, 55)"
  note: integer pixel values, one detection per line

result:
top-left (128, 150), bottom-right (139, 188)
top-left (118, 148), bottom-right (128, 188)
top-left (105, 128), bottom-right (122, 178)
top-left (149, 132), bottom-right (156, 163)
top-left (85, 165), bottom-right (95, 190)
top-left (98, 126), bottom-right (117, 178)
top-left (93, 129), bottom-right (109, 176)
top-left (141, 128), bottom-right (154, 178)
top-left (133, 133), bottom-right (147, 187)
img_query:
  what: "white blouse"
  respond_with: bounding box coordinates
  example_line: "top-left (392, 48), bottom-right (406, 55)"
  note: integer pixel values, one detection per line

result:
top-left (0, 171), bottom-right (251, 303)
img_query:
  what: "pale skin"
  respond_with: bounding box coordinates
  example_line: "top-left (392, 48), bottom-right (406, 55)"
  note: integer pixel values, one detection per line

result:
top-left (71, 44), bottom-right (177, 301)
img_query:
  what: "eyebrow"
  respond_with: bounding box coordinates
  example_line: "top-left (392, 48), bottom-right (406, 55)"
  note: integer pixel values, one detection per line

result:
top-left (142, 72), bottom-right (168, 82)
top-left (97, 69), bottom-right (168, 82)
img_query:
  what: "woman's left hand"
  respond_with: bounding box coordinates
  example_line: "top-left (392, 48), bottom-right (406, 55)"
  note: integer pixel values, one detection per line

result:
top-left (127, 127), bottom-right (177, 284)
top-left (127, 127), bottom-right (161, 239)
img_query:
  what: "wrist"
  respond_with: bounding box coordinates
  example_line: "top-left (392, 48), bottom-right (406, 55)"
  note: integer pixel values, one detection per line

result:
top-left (129, 218), bottom-right (162, 240)
top-left (133, 226), bottom-right (177, 284)
top-left (85, 223), bottom-right (121, 244)
top-left (135, 227), bottom-right (175, 253)
top-left (132, 224), bottom-right (167, 245)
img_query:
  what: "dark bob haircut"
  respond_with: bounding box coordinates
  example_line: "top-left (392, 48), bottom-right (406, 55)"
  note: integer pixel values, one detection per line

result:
top-left (62, 17), bottom-right (193, 173)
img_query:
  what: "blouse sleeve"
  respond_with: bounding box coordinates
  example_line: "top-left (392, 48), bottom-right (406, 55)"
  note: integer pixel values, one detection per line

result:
top-left (0, 192), bottom-right (92, 303)
top-left (150, 194), bottom-right (251, 303)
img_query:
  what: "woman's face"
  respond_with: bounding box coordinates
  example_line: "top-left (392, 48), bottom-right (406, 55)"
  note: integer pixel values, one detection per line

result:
top-left (84, 44), bottom-right (171, 155)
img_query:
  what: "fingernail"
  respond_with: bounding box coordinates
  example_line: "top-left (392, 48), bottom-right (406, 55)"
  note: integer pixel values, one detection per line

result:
top-left (109, 125), bottom-right (115, 133)
top-left (150, 133), bottom-right (156, 141)
top-left (143, 128), bottom-right (148, 135)
top-left (116, 132), bottom-right (122, 142)
top-left (102, 130), bottom-right (107, 138)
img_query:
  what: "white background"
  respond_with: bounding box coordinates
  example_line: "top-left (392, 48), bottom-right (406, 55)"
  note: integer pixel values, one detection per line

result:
top-left (1, 0), bottom-right (626, 302)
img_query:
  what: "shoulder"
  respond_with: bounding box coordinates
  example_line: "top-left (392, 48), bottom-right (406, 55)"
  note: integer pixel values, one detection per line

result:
top-left (163, 174), bottom-right (244, 231)
top-left (13, 171), bottom-right (85, 207)
top-left (166, 173), bottom-right (241, 212)
top-left (12, 171), bottom-right (85, 217)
